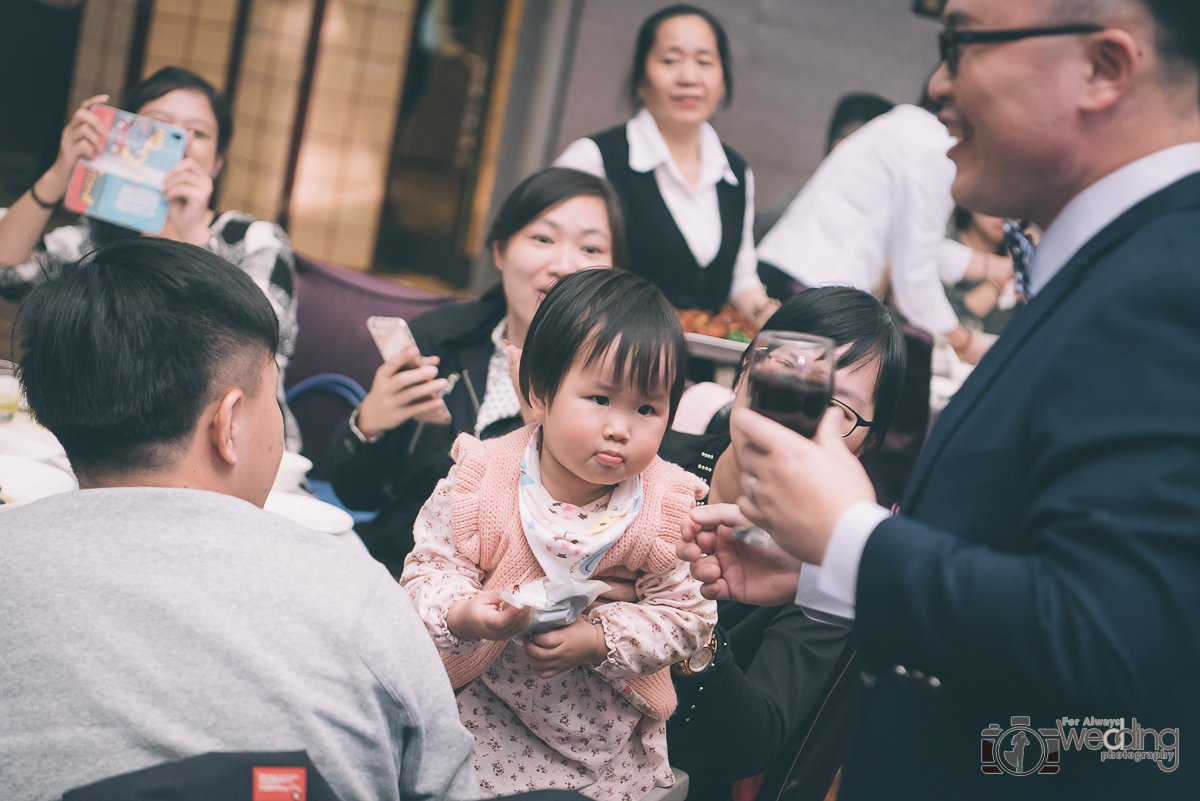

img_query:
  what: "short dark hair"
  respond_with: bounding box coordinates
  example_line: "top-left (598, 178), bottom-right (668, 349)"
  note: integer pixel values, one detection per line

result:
top-left (1139, 0), bottom-right (1200, 85)
top-left (519, 268), bottom-right (688, 425)
top-left (826, 92), bottom-right (894, 153)
top-left (123, 66), bottom-right (234, 155)
top-left (629, 5), bottom-right (733, 113)
top-left (16, 238), bottom-right (279, 477)
top-left (1052, 1), bottom-right (1200, 90)
top-left (487, 167), bottom-right (629, 271)
top-left (753, 287), bottom-right (906, 453)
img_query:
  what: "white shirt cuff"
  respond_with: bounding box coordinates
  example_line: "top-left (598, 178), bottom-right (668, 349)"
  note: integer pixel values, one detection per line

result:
top-left (794, 501), bottom-right (890, 623)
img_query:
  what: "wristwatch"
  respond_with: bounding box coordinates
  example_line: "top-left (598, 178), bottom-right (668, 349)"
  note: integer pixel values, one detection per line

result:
top-left (348, 406), bottom-right (382, 444)
top-left (672, 629), bottom-right (719, 676)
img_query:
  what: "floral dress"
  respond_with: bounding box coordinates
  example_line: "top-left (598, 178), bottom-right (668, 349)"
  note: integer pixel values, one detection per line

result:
top-left (402, 463), bottom-right (716, 800)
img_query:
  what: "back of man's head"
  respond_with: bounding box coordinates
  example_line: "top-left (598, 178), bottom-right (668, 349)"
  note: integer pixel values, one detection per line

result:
top-left (826, 93), bottom-right (895, 153)
top-left (17, 238), bottom-right (279, 480)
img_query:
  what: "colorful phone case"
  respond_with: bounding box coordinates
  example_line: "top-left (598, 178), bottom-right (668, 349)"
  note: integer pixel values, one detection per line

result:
top-left (63, 105), bottom-right (187, 234)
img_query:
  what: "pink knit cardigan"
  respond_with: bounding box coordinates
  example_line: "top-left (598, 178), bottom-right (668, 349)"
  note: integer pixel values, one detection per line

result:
top-left (442, 424), bottom-right (706, 720)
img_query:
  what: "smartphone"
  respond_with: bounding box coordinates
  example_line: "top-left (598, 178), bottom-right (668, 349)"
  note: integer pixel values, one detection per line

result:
top-left (367, 316), bottom-right (421, 366)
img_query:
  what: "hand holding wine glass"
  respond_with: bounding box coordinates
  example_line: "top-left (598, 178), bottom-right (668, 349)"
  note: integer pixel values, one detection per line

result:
top-left (733, 332), bottom-right (835, 546)
top-left (731, 403), bottom-right (876, 566)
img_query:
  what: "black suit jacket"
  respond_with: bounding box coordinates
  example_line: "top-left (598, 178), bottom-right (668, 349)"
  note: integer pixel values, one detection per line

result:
top-left (841, 173), bottom-right (1200, 798)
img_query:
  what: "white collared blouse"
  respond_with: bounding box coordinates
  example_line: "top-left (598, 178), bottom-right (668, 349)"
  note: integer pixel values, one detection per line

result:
top-left (555, 108), bottom-right (764, 303)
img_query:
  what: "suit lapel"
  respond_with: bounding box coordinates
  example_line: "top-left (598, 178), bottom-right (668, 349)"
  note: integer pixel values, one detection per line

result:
top-left (902, 172), bottom-right (1200, 510)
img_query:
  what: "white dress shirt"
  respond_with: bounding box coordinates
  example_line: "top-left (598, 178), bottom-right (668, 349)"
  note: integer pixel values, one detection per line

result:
top-left (554, 108), bottom-right (764, 302)
top-left (799, 142), bottom-right (1200, 622)
top-left (756, 104), bottom-right (963, 336)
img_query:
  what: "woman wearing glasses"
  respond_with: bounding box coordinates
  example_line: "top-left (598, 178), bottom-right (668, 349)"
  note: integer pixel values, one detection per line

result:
top-left (656, 286), bottom-right (906, 801)
top-left (553, 5), bottom-right (774, 325)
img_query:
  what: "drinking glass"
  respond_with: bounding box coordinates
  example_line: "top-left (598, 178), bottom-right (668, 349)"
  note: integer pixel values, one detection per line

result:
top-left (0, 360), bottom-right (19, 424)
top-left (733, 332), bottom-right (836, 545)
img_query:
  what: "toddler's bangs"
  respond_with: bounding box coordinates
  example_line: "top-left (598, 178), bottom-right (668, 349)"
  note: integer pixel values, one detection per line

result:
top-left (579, 322), bottom-right (679, 403)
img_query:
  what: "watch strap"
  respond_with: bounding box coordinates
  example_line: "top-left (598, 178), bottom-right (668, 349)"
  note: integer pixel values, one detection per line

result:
top-left (672, 629), bottom-right (719, 676)
top-left (348, 406), bottom-right (382, 444)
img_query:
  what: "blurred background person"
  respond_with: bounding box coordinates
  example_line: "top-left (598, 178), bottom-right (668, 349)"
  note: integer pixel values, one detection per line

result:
top-left (328, 167), bottom-right (625, 576)
top-left (0, 66), bottom-right (300, 450)
top-left (825, 92), bottom-right (895, 154)
top-left (756, 100), bottom-right (1010, 363)
top-left (756, 92), bottom-right (897, 295)
top-left (555, 4), bottom-right (774, 326)
top-left (942, 207), bottom-right (1019, 335)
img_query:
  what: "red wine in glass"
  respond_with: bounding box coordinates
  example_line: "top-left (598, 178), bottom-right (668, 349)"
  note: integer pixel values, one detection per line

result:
top-left (748, 370), bottom-right (832, 439)
top-left (733, 331), bottom-right (835, 546)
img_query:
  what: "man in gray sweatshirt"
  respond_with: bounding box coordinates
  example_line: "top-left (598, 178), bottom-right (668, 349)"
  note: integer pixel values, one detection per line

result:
top-left (0, 238), bottom-right (476, 801)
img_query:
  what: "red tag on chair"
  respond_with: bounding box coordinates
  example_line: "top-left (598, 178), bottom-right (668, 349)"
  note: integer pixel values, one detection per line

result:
top-left (731, 772), bottom-right (765, 801)
top-left (253, 767), bottom-right (307, 801)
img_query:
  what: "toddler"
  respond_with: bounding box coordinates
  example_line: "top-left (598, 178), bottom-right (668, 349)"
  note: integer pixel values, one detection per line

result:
top-left (401, 269), bottom-right (716, 800)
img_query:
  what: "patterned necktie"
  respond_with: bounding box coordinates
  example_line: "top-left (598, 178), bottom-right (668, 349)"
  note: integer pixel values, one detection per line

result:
top-left (1003, 219), bottom-right (1035, 298)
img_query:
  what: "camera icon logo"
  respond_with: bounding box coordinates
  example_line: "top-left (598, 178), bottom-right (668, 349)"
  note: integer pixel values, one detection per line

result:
top-left (981, 716), bottom-right (1061, 776)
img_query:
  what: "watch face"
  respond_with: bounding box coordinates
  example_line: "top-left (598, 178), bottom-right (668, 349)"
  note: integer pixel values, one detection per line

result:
top-left (688, 647), bottom-right (714, 673)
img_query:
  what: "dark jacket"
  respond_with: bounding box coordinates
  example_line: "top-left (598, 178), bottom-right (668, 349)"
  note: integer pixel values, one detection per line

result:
top-left (659, 429), bottom-right (852, 800)
top-left (843, 174), bottom-right (1200, 799)
top-left (328, 286), bottom-right (523, 575)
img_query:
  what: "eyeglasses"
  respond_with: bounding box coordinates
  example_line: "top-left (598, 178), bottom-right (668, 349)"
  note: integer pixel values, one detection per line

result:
top-left (938, 24), bottom-right (1106, 75)
top-left (830, 398), bottom-right (874, 439)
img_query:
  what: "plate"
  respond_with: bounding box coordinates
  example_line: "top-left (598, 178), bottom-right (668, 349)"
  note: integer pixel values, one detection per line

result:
top-left (685, 332), bottom-right (750, 364)
top-left (264, 491), bottom-right (354, 535)
top-left (0, 454), bottom-right (77, 506)
top-left (272, 451), bottom-right (313, 493)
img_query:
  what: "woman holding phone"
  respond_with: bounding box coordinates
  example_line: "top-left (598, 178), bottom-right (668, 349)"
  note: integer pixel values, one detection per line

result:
top-left (328, 167), bottom-right (626, 575)
top-left (0, 67), bottom-right (301, 449)
top-left (554, 4), bottom-right (773, 325)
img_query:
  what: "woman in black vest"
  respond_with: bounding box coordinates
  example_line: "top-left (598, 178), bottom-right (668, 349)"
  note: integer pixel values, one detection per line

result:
top-left (555, 4), bottom-right (774, 324)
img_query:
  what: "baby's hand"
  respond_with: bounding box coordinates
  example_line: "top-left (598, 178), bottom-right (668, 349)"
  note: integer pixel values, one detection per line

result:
top-left (446, 591), bottom-right (531, 641)
top-left (523, 618), bottom-right (607, 679)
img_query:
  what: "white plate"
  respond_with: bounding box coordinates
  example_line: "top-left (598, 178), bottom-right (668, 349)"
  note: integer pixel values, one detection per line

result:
top-left (264, 491), bottom-right (354, 535)
top-left (0, 454), bottom-right (77, 506)
top-left (272, 451), bottom-right (313, 493)
top-left (685, 332), bottom-right (750, 364)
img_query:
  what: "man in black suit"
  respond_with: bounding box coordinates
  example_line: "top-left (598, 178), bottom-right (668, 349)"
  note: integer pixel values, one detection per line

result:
top-left (679, 0), bottom-right (1199, 797)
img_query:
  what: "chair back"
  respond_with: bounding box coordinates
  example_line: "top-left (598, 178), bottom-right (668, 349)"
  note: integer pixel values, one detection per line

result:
top-left (753, 639), bottom-right (862, 801)
top-left (63, 751), bottom-right (340, 800)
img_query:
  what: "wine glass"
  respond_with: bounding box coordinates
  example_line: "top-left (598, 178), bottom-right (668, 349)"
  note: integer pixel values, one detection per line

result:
top-left (733, 331), bottom-right (836, 546)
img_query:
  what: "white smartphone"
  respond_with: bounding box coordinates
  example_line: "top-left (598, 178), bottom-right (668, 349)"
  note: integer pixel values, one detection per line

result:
top-left (367, 316), bottom-right (420, 366)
